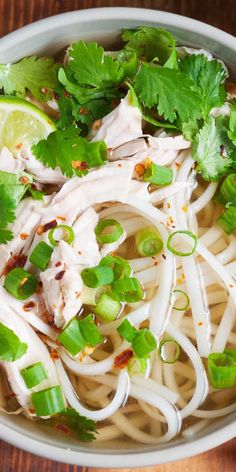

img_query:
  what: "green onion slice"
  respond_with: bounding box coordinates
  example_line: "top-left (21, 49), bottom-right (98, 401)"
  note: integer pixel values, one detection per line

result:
top-left (0, 322), bottom-right (28, 361)
top-left (208, 352), bottom-right (236, 389)
top-left (117, 319), bottom-right (137, 342)
top-left (94, 293), bottom-right (121, 322)
top-left (217, 206), bottom-right (236, 235)
top-left (99, 255), bottom-right (132, 280)
top-left (58, 317), bottom-right (86, 356)
top-left (29, 242), bottom-right (53, 271)
top-left (132, 328), bottom-right (157, 358)
top-left (58, 315), bottom-right (103, 356)
top-left (4, 268), bottom-right (38, 300)
top-left (112, 277), bottom-right (144, 303)
top-left (167, 230), bottom-right (198, 256)
top-left (95, 219), bottom-right (123, 244)
top-left (158, 338), bottom-right (181, 364)
top-left (169, 289), bottom-right (190, 311)
top-left (78, 314), bottom-right (103, 347)
top-left (31, 385), bottom-right (65, 417)
top-left (128, 356), bottom-right (147, 377)
top-left (220, 174), bottom-right (236, 203)
top-left (81, 265), bottom-right (114, 288)
top-left (48, 225), bottom-right (74, 247)
top-left (135, 226), bottom-right (163, 257)
top-left (21, 362), bottom-right (48, 388)
top-left (143, 162), bottom-right (173, 186)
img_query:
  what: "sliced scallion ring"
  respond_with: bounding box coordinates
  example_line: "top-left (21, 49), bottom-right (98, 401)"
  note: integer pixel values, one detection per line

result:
top-left (169, 289), bottom-right (190, 311)
top-left (132, 328), bottom-right (157, 358)
top-left (207, 352), bottom-right (236, 389)
top-left (112, 277), bottom-right (144, 303)
top-left (99, 255), bottom-right (132, 280)
top-left (128, 356), bottom-right (147, 376)
top-left (135, 226), bottom-right (163, 257)
top-left (167, 230), bottom-right (198, 256)
top-left (29, 241), bottom-right (53, 271)
top-left (94, 293), bottom-right (121, 322)
top-left (48, 225), bottom-right (74, 247)
top-left (31, 385), bottom-right (65, 417)
top-left (95, 218), bottom-right (123, 244)
top-left (21, 362), bottom-right (48, 389)
top-left (158, 338), bottom-right (181, 364)
top-left (4, 268), bottom-right (37, 300)
top-left (81, 265), bottom-right (114, 288)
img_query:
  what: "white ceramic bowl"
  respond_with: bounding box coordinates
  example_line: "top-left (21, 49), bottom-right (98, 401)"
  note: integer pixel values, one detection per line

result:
top-left (0, 7), bottom-right (236, 467)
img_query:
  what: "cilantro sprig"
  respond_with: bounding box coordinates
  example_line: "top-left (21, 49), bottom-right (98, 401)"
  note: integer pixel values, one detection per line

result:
top-left (0, 56), bottom-right (59, 100)
top-left (32, 126), bottom-right (107, 178)
top-left (51, 407), bottom-right (97, 442)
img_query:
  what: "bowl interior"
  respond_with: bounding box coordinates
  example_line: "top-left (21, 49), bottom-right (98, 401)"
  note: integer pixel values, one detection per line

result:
top-left (0, 7), bottom-right (236, 467)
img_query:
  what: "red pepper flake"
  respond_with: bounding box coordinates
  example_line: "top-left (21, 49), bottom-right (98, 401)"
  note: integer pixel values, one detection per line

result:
top-left (71, 160), bottom-right (81, 169)
top-left (79, 107), bottom-right (89, 115)
top-left (154, 261), bottom-right (158, 266)
top-left (44, 219), bottom-right (57, 233)
top-left (198, 322), bottom-right (203, 327)
top-left (37, 225), bottom-right (44, 235)
top-left (175, 162), bottom-right (181, 169)
top-left (29, 408), bottom-right (36, 414)
top-left (51, 349), bottom-right (59, 360)
top-left (92, 119), bottom-right (102, 131)
top-left (226, 82), bottom-right (236, 96)
top-left (135, 163), bottom-right (145, 177)
top-left (53, 92), bottom-right (59, 100)
top-left (3, 253), bottom-right (27, 276)
top-left (20, 233), bottom-right (29, 240)
top-left (114, 349), bottom-right (133, 369)
top-left (55, 261), bottom-right (62, 267)
top-left (8, 392), bottom-right (16, 398)
top-left (54, 423), bottom-right (70, 434)
top-left (162, 254), bottom-right (167, 260)
top-left (55, 270), bottom-right (65, 281)
top-left (229, 284), bottom-right (234, 288)
top-left (118, 163), bottom-right (122, 167)
top-left (19, 175), bottom-right (30, 185)
top-left (41, 87), bottom-right (49, 94)
top-left (63, 90), bottom-right (71, 98)
top-left (75, 291), bottom-right (81, 298)
top-left (23, 301), bottom-right (36, 312)
top-left (42, 311), bottom-right (55, 327)
top-left (80, 161), bottom-right (88, 170)
top-left (15, 143), bottom-right (23, 150)
top-left (78, 251), bottom-right (82, 255)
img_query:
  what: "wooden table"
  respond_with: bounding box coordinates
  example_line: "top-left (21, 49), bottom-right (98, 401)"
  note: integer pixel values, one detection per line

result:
top-left (0, 0), bottom-right (236, 470)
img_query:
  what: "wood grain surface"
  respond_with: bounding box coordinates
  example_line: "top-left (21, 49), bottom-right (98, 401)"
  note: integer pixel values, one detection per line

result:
top-left (0, 1), bottom-right (236, 471)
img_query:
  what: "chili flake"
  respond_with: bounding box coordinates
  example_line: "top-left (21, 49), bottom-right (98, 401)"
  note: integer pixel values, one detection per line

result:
top-left (114, 349), bottom-right (133, 369)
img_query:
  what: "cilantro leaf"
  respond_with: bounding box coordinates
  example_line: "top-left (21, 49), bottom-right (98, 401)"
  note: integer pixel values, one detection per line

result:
top-left (193, 116), bottom-right (233, 181)
top-left (134, 63), bottom-right (201, 123)
top-left (51, 408), bottom-right (97, 442)
top-left (0, 171), bottom-right (32, 244)
top-left (0, 56), bottom-right (59, 101)
top-left (179, 54), bottom-right (226, 119)
top-left (58, 68), bottom-right (119, 105)
top-left (68, 41), bottom-right (124, 88)
top-left (32, 127), bottom-right (107, 178)
top-left (0, 322), bottom-right (28, 361)
top-left (228, 100), bottom-right (236, 145)
top-left (122, 26), bottom-right (176, 64)
top-left (217, 205), bottom-right (236, 234)
top-left (56, 87), bottom-right (112, 131)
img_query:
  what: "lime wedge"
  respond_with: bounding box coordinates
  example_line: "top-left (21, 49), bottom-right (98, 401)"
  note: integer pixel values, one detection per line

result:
top-left (0, 96), bottom-right (56, 153)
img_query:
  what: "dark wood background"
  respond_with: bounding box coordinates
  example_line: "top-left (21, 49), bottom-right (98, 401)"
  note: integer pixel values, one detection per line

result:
top-left (0, 0), bottom-right (236, 471)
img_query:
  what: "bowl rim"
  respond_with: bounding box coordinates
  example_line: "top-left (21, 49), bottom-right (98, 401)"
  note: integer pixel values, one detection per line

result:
top-left (0, 6), bottom-right (235, 467)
